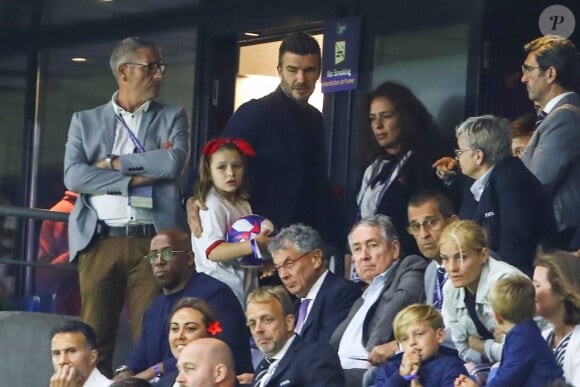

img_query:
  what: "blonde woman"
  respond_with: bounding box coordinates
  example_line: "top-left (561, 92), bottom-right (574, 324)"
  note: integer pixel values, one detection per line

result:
top-left (438, 220), bottom-right (525, 365)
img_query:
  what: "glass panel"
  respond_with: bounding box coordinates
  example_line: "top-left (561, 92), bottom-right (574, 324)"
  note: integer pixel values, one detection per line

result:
top-left (0, 54), bottom-right (26, 309)
top-left (373, 23), bottom-right (469, 144)
top-left (13, 27), bottom-right (198, 314)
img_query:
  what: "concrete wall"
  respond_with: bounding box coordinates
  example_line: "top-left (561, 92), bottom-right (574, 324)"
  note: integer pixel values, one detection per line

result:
top-left (0, 311), bottom-right (132, 386)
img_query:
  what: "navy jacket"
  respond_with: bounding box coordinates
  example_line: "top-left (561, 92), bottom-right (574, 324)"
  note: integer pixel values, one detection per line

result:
top-left (294, 271), bottom-right (361, 344)
top-left (374, 346), bottom-right (467, 387)
top-left (253, 335), bottom-right (344, 387)
top-left (459, 157), bottom-right (556, 276)
top-left (125, 272), bottom-right (253, 375)
top-left (222, 87), bottom-right (339, 247)
top-left (486, 320), bottom-right (563, 387)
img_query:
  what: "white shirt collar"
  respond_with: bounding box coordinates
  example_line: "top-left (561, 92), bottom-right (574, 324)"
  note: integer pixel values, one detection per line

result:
top-left (111, 90), bottom-right (152, 115)
top-left (303, 269), bottom-right (329, 300)
top-left (83, 367), bottom-right (112, 387)
top-left (543, 91), bottom-right (574, 113)
top-left (470, 166), bottom-right (494, 202)
top-left (269, 334), bottom-right (296, 361)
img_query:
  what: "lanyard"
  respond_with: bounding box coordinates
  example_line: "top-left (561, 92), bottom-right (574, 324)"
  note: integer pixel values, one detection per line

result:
top-left (356, 150), bottom-right (412, 220)
top-left (115, 114), bottom-right (145, 153)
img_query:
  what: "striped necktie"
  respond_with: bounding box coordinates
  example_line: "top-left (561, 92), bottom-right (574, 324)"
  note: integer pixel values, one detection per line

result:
top-left (253, 357), bottom-right (273, 386)
top-left (535, 110), bottom-right (548, 127)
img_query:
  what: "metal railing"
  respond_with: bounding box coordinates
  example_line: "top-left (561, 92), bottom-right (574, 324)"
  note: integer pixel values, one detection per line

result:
top-left (0, 205), bottom-right (76, 311)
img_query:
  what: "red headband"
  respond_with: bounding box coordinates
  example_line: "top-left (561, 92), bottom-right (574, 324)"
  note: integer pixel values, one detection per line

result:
top-left (202, 138), bottom-right (255, 158)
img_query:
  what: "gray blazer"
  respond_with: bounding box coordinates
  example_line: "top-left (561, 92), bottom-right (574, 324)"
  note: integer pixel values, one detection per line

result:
top-left (330, 255), bottom-right (427, 351)
top-left (424, 259), bottom-right (438, 305)
top-left (64, 100), bottom-right (190, 260)
top-left (522, 92), bottom-right (580, 231)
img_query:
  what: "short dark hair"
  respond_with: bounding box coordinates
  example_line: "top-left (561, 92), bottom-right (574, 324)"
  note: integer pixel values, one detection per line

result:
top-left (169, 297), bottom-right (218, 329)
top-left (278, 32), bottom-right (321, 67)
top-left (408, 190), bottom-right (456, 218)
top-left (511, 113), bottom-right (536, 139)
top-left (50, 320), bottom-right (97, 350)
top-left (524, 35), bottom-right (579, 90)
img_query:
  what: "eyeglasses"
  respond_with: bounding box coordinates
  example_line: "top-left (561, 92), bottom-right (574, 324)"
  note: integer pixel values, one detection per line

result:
top-left (273, 250), bottom-right (314, 272)
top-left (125, 62), bottom-right (167, 74)
top-left (407, 217), bottom-right (443, 235)
top-left (521, 64), bottom-right (541, 74)
top-left (454, 148), bottom-right (473, 159)
top-left (146, 248), bottom-right (184, 262)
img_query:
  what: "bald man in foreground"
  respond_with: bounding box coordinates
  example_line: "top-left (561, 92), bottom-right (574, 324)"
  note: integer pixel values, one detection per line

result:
top-left (176, 338), bottom-right (237, 387)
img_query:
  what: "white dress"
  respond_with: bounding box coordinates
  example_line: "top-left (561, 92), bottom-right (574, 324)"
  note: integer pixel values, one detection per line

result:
top-left (191, 188), bottom-right (258, 308)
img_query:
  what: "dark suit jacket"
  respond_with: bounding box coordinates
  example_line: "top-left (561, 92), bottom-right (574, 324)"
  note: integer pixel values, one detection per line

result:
top-left (459, 157), bottom-right (556, 276)
top-left (221, 87), bottom-right (339, 246)
top-left (522, 92), bottom-right (580, 231)
top-left (487, 320), bottom-right (563, 387)
top-left (330, 255), bottom-right (427, 351)
top-left (294, 271), bottom-right (361, 344)
top-left (254, 335), bottom-right (344, 387)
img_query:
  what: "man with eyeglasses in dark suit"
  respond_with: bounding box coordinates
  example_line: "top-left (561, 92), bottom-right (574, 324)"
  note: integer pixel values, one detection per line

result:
top-left (268, 224), bottom-right (360, 344)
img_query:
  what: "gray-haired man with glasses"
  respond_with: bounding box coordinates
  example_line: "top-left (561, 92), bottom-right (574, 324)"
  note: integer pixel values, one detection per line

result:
top-left (268, 223), bottom-right (360, 344)
top-left (64, 36), bottom-right (190, 377)
top-left (115, 229), bottom-right (253, 383)
top-left (330, 214), bottom-right (427, 387)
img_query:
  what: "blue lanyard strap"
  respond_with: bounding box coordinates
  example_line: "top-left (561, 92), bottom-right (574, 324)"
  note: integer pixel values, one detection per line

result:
top-left (116, 114), bottom-right (145, 153)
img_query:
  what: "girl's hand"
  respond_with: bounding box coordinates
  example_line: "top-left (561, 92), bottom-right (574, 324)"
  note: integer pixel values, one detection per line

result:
top-left (254, 229), bottom-right (271, 252)
top-left (259, 261), bottom-right (276, 279)
top-left (187, 196), bottom-right (207, 237)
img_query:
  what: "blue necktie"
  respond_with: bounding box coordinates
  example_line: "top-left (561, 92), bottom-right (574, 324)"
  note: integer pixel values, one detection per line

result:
top-left (535, 110), bottom-right (548, 127)
top-left (294, 298), bottom-right (311, 333)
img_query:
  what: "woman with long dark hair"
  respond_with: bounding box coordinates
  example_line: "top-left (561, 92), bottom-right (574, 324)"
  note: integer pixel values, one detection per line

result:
top-left (355, 81), bottom-right (444, 257)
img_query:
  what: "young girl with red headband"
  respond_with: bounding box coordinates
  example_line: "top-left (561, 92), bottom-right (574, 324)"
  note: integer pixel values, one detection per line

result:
top-left (191, 138), bottom-right (270, 308)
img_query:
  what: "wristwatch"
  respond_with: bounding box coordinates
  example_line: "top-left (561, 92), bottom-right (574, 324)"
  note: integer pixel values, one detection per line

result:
top-left (114, 364), bottom-right (131, 376)
top-left (105, 154), bottom-right (114, 170)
